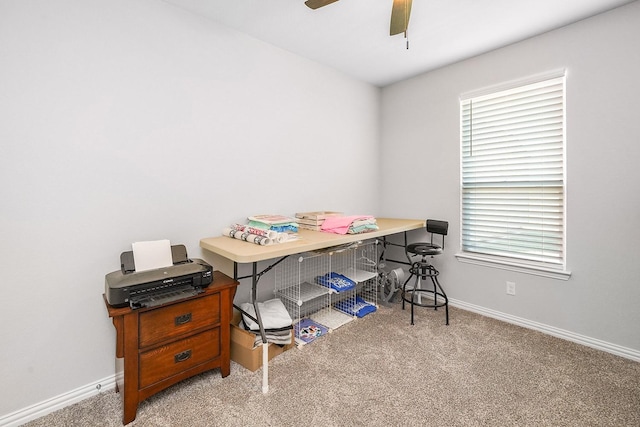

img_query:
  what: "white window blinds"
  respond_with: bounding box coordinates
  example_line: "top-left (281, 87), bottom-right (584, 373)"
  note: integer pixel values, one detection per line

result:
top-left (461, 75), bottom-right (566, 267)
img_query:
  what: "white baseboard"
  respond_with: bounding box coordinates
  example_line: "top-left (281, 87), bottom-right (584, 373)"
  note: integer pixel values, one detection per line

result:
top-left (450, 298), bottom-right (640, 362)
top-left (0, 375), bottom-right (116, 427)
top-left (3, 302), bottom-right (639, 426)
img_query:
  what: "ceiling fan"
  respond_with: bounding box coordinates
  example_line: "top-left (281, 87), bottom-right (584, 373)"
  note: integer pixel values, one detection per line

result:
top-left (305, 0), bottom-right (413, 39)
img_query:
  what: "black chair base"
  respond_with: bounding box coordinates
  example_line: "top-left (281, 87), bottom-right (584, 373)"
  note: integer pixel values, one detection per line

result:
top-left (401, 259), bottom-right (449, 325)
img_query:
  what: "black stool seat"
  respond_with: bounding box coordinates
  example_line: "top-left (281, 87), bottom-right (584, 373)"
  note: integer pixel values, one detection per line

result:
top-left (406, 242), bottom-right (441, 257)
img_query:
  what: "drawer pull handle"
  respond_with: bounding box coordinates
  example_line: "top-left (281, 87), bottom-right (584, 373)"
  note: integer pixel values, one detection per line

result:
top-left (174, 313), bottom-right (192, 326)
top-left (174, 349), bottom-right (192, 363)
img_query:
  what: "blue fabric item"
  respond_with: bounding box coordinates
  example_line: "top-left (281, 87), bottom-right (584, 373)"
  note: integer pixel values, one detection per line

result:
top-left (315, 272), bottom-right (356, 292)
top-left (247, 220), bottom-right (299, 233)
top-left (334, 296), bottom-right (377, 318)
top-left (269, 224), bottom-right (298, 233)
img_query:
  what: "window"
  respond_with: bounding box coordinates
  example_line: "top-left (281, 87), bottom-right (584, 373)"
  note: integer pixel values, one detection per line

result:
top-left (458, 72), bottom-right (570, 279)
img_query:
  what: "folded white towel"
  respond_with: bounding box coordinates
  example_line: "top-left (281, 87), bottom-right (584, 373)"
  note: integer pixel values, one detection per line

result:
top-left (240, 299), bottom-right (293, 330)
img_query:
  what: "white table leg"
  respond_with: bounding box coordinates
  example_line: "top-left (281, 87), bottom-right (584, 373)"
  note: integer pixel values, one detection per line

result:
top-left (262, 342), bottom-right (269, 393)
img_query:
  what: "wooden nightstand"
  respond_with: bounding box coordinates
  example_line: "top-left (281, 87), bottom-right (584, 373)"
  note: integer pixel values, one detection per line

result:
top-left (104, 270), bottom-right (238, 425)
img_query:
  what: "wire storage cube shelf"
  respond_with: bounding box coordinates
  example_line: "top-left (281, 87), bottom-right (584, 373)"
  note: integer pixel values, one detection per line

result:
top-left (274, 240), bottom-right (379, 346)
top-left (350, 240), bottom-right (379, 306)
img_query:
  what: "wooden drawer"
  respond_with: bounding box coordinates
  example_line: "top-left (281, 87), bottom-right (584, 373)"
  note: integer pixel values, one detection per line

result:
top-left (139, 293), bottom-right (220, 347)
top-left (139, 328), bottom-right (220, 388)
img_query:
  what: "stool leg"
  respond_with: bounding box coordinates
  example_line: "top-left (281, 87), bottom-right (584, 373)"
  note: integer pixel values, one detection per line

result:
top-left (411, 269), bottom-right (419, 325)
top-left (410, 290), bottom-right (415, 325)
top-left (432, 273), bottom-right (449, 325)
top-left (401, 271), bottom-right (414, 312)
top-left (416, 264), bottom-right (425, 306)
top-left (431, 266), bottom-right (438, 310)
top-left (411, 262), bottom-right (423, 325)
top-left (446, 301), bottom-right (449, 325)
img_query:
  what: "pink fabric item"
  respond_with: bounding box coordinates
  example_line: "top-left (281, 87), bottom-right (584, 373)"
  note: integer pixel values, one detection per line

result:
top-left (320, 215), bottom-right (374, 235)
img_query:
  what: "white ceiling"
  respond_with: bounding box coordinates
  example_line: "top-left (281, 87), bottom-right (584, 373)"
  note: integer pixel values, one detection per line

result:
top-left (161, 0), bottom-right (636, 87)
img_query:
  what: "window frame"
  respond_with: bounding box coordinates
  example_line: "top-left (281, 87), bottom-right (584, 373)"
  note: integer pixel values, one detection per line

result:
top-left (456, 70), bottom-right (571, 280)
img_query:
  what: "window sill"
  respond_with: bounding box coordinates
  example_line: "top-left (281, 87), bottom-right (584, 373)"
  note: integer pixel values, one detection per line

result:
top-left (455, 253), bottom-right (572, 281)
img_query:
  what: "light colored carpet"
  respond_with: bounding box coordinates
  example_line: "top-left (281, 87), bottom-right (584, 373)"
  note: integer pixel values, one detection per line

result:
top-left (24, 303), bottom-right (640, 426)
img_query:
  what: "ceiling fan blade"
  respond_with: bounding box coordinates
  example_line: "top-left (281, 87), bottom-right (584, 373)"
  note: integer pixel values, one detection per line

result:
top-left (305, 0), bottom-right (340, 10)
top-left (390, 0), bottom-right (413, 35)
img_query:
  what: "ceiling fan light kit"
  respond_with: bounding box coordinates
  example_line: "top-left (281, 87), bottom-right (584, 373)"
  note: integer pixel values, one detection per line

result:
top-left (305, 0), bottom-right (413, 48)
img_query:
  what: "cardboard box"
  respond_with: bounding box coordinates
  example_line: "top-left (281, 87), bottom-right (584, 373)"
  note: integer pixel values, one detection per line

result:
top-left (230, 310), bottom-right (294, 372)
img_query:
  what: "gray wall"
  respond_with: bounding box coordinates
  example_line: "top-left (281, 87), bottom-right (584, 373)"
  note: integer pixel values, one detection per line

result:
top-left (380, 2), bottom-right (640, 356)
top-left (0, 0), bottom-right (379, 417)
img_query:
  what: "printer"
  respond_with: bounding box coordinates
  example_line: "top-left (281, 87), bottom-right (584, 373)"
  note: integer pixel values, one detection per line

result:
top-left (105, 244), bottom-right (213, 309)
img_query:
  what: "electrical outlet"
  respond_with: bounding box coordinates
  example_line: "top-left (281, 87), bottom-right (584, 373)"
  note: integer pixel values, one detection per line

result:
top-left (506, 281), bottom-right (516, 295)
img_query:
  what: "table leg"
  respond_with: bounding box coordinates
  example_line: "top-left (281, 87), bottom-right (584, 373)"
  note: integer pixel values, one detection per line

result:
top-left (250, 262), bottom-right (270, 392)
top-left (262, 343), bottom-right (269, 393)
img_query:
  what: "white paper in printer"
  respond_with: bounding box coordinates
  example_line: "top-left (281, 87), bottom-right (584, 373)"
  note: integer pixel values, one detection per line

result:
top-left (132, 239), bottom-right (173, 272)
